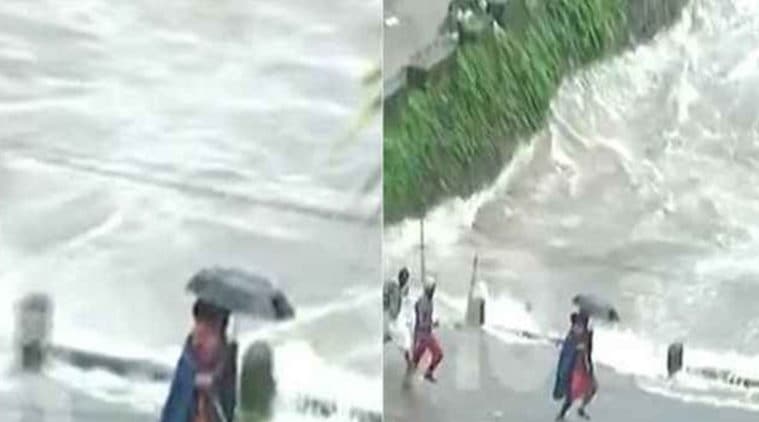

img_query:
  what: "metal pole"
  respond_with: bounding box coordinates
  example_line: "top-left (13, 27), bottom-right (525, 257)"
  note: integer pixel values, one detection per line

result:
top-left (470, 254), bottom-right (478, 291)
top-left (420, 219), bottom-right (426, 282)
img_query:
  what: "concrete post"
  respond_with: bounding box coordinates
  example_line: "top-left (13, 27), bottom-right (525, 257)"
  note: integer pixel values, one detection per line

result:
top-left (14, 293), bottom-right (52, 372)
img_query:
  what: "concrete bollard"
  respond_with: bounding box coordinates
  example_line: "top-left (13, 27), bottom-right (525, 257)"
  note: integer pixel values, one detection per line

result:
top-left (465, 280), bottom-right (487, 327)
top-left (667, 342), bottom-right (684, 377)
top-left (239, 341), bottom-right (276, 421)
top-left (14, 293), bottom-right (52, 372)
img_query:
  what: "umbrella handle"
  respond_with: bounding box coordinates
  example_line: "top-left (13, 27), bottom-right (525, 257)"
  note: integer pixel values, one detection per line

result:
top-left (211, 394), bottom-right (230, 422)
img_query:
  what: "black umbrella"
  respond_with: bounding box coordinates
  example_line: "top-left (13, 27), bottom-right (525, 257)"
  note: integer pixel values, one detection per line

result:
top-left (572, 294), bottom-right (619, 322)
top-left (187, 267), bottom-right (295, 320)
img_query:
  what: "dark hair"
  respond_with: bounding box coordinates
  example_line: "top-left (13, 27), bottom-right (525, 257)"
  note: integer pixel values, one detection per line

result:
top-left (570, 312), bottom-right (579, 324)
top-left (398, 268), bottom-right (409, 285)
top-left (193, 299), bottom-right (230, 333)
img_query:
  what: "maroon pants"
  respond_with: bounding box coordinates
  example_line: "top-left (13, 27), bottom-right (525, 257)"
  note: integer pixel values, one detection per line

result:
top-left (412, 333), bottom-right (443, 373)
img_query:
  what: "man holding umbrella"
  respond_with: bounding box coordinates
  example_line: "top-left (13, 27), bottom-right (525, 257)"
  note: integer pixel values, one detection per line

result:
top-left (161, 267), bottom-right (296, 422)
top-left (553, 295), bottom-right (617, 419)
top-left (161, 299), bottom-right (237, 422)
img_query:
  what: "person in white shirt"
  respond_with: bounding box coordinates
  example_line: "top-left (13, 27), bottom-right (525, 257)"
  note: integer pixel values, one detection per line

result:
top-left (387, 268), bottom-right (415, 368)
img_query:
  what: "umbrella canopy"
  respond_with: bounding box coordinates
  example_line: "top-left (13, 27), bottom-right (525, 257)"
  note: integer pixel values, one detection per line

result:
top-left (572, 294), bottom-right (619, 322)
top-left (187, 267), bottom-right (295, 320)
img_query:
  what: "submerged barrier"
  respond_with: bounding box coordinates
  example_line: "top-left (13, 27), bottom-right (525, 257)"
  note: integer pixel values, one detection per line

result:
top-left (14, 293), bottom-right (381, 422)
top-left (666, 342), bottom-right (759, 389)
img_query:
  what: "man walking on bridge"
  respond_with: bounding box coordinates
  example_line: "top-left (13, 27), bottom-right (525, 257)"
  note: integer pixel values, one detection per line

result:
top-left (410, 276), bottom-right (443, 383)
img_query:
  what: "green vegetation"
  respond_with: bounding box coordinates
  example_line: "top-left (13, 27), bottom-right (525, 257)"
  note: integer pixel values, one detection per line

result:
top-left (384, 0), bottom-right (679, 222)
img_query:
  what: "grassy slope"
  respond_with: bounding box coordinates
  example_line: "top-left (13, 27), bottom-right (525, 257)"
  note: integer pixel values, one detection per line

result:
top-left (384, 0), bottom-right (667, 222)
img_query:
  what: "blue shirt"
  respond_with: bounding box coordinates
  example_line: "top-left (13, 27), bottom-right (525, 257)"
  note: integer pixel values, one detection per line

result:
top-left (160, 337), bottom-right (236, 422)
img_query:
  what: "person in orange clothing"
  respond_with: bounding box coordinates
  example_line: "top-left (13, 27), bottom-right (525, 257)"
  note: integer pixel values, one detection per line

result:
top-left (410, 276), bottom-right (443, 383)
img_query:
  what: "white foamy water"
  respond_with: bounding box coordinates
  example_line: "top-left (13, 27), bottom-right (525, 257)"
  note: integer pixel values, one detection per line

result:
top-left (0, 0), bottom-right (381, 419)
top-left (385, 0), bottom-right (759, 413)
top-left (16, 289), bottom-right (382, 420)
